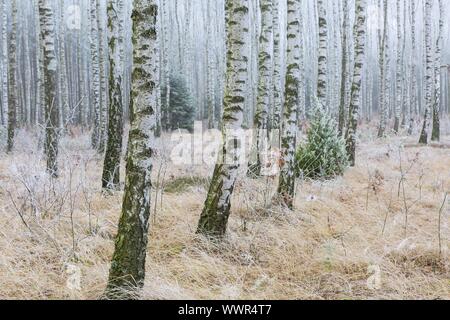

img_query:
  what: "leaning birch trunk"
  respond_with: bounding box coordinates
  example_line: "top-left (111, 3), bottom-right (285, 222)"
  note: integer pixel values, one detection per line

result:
top-left (197, 0), bottom-right (249, 237)
top-left (248, 0), bottom-right (273, 177)
top-left (338, 0), bottom-right (350, 136)
top-left (277, 0), bottom-right (301, 209)
top-left (345, 0), bottom-right (367, 166)
top-left (431, 0), bottom-right (443, 142)
top-left (90, 0), bottom-right (101, 149)
top-left (6, 0), bottom-right (18, 153)
top-left (419, 0), bottom-right (433, 144)
top-left (105, 0), bottom-right (158, 298)
top-left (102, 0), bottom-right (124, 190)
top-left (317, 0), bottom-right (328, 109)
top-left (39, 0), bottom-right (59, 177)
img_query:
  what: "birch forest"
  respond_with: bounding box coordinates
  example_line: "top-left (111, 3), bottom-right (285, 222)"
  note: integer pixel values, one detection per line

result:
top-left (0, 0), bottom-right (449, 300)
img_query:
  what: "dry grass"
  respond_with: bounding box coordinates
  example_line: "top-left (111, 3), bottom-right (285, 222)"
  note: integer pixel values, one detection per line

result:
top-left (0, 124), bottom-right (449, 300)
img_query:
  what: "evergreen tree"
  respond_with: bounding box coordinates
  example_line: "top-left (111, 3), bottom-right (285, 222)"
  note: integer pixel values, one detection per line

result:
top-left (161, 75), bottom-right (195, 132)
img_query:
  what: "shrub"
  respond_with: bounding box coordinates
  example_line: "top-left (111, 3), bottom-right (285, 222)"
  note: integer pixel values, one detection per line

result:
top-left (295, 106), bottom-right (348, 179)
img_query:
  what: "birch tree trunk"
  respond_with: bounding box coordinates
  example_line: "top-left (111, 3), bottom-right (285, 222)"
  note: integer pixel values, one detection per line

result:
top-left (345, 0), bottom-right (367, 166)
top-left (338, 0), bottom-right (350, 136)
top-left (277, 0), bottom-right (301, 209)
top-left (394, 0), bottom-right (402, 133)
top-left (39, 0), bottom-right (59, 177)
top-left (106, 0), bottom-right (158, 298)
top-left (90, 0), bottom-right (101, 149)
top-left (271, 0), bottom-right (282, 136)
top-left (102, 0), bottom-right (124, 190)
top-left (6, 0), bottom-right (18, 153)
top-left (419, 0), bottom-right (433, 144)
top-left (317, 0), bottom-right (328, 109)
top-left (98, 0), bottom-right (108, 152)
top-left (431, 0), bottom-right (443, 142)
top-left (1, 0), bottom-right (8, 127)
top-left (197, 0), bottom-right (249, 237)
top-left (248, 0), bottom-right (273, 177)
top-left (377, 0), bottom-right (388, 138)
top-left (408, 0), bottom-right (417, 135)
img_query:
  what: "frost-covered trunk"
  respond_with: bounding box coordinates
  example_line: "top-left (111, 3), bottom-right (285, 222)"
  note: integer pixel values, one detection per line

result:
top-left (431, 0), bottom-right (443, 142)
top-left (1, 0), bottom-right (8, 127)
top-left (197, 0), bottom-right (249, 237)
top-left (39, 0), bottom-right (59, 177)
top-left (58, 1), bottom-right (69, 129)
top-left (345, 0), bottom-right (367, 166)
top-left (277, 0), bottom-right (301, 209)
top-left (394, 0), bottom-right (402, 133)
top-left (271, 0), bottom-right (282, 136)
top-left (102, 0), bottom-right (124, 190)
top-left (317, 0), bottom-right (327, 109)
top-left (419, 0), bottom-right (433, 144)
top-left (408, 0), bottom-right (417, 135)
top-left (6, 0), bottom-right (18, 153)
top-left (90, 0), bottom-right (101, 149)
top-left (377, 0), bottom-right (388, 138)
top-left (338, 0), bottom-right (350, 136)
top-left (248, 0), bottom-right (273, 177)
top-left (98, 0), bottom-right (108, 153)
top-left (105, 0), bottom-right (158, 298)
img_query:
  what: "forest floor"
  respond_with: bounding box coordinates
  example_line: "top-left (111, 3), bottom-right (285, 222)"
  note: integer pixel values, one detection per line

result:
top-left (0, 122), bottom-right (449, 300)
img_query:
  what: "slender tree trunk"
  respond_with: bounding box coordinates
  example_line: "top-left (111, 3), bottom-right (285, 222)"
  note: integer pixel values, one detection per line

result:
top-left (90, 0), bottom-right (101, 149)
top-left (431, 0), bottom-right (443, 142)
top-left (345, 0), bottom-right (367, 166)
top-left (248, 0), bottom-right (273, 177)
top-left (102, 0), bottom-right (124, 190)
top-left (338, 0), bottom-right (350, 136)
top-left (408, 0), bottom-right (417, 135)
top-left (1, 0), bottom-right (8, 127)
top-left (105, 0), bottom-right (158, 298)
top-left (197, 0), bottom-right (250, 238)
top-left (419, 0), bottom-right (433, 144)
top-left (317, 0), bottom-right (328, 109)
top-left (271, 0), bottom-right (282, 137)
top-left (377, 0), bottom-right (388, 138)
top-left (277, 0), bottom-right (301, 209)
top-left (98, 0), bottom-right (108, 152)
top-left (394, 0), bottom-right (402, 133)
top-left (6, 0), bottom-right (18, 153)
top-left (39, 0), bottom-right (59, 177)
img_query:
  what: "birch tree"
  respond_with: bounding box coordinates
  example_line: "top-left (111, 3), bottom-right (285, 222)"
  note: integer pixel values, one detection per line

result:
top-left (90, 0), bottom-right (101, 149)
top-left (197, 0), bottom-right (250, 237)
top-left (271, 0), bottom-right (282, 135)
top-left (0, 0), bottom-right (7, 127)
top-left (408, 0), bottom-right (417, 135)
top-left (419, 0), bottom-right (433, 144)
top-left (102, 0), bottom-right (124, 190)
top-left (338, 0), bottom-right (350, 136)
top-left (6, 0), bottom-right (18, 153)
top-left (345, 0), bottom-right (367, 166)
top-left (377, 0), bottom-right (388, 138)
top-left (39, 0), bottom-right (59, 176)
top-left (317, 0), bottom-right (328, 108)
top-left (277, 0), bottom-right (301, 209)
top-left (431, 0), bottom-right (443, 142)
top-left (106, 0), bottom-right (158, 298)
top-left (248, 0), bottom-right (273, 177)
top-left (394, 0), bottom-right (402, 133)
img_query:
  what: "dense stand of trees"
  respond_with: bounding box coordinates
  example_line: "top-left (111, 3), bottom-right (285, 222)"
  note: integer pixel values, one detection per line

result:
top-left (0, 0), bottom-right (448, 298)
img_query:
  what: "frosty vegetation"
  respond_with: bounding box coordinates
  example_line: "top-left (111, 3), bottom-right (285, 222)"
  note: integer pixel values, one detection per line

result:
top-left (0, 0), bottom-right (449, 300)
